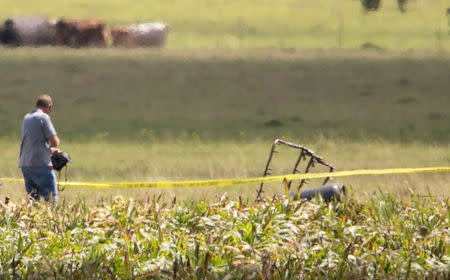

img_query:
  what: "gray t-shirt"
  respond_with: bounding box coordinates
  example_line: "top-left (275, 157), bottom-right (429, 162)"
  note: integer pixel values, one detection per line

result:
top-left (19, 108), bottom-right (57, 167)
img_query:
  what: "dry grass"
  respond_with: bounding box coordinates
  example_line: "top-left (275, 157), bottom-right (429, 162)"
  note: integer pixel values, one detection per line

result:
top-left (1, 139), bottom-right (448, 203)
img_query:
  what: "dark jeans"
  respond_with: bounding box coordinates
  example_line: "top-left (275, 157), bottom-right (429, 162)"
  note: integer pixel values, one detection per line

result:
top-left (21, 167), bottom-right (57, 202)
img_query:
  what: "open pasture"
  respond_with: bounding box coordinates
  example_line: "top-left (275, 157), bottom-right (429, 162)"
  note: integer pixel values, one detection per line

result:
top-left (0, 0), bottom-right (449, 50)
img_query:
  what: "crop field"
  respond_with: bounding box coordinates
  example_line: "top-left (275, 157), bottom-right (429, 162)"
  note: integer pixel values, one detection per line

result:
top-left (0, 193), bottom-right (449, 278)
top-left (0, 0), bottom-right (449, 278)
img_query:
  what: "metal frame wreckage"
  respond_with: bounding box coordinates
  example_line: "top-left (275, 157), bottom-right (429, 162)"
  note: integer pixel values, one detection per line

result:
top-left (256, 139), bottom-right (343, 202)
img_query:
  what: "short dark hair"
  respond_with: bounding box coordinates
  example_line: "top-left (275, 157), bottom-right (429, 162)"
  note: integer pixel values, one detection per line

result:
top-left (36, 94), bottom-right (52, 108)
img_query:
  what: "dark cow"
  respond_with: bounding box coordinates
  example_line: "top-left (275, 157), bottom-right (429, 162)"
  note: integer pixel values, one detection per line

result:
top-left (0, 15), bottom-right (53, 46)
top-left (0, 19), bottom-right (19, 45)
top-left (54, 18), bottom-right (106, 48)
top-left (361, 0), bottom-right (381, 11)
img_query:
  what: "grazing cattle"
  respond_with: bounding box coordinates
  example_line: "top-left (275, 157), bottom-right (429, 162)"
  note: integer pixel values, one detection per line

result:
top-left (0, 15), bottom-right (53, 46)
top-left (54, 18), bottom-right (106, 48)
top-left (361, 0), bottom-right (411, 13)
top-left (110, 22), bottom-right (168, 48)
top-left (397, 0), bottom-right (407, 13)
top-left (361, 0), bottom-right (381, 11)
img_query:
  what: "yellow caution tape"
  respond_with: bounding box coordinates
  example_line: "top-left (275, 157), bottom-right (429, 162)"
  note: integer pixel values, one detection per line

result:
top-left (0, 166), bottom-right (449, 189)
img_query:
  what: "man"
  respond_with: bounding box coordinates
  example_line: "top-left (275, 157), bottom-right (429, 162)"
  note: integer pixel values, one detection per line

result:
top-left (19, 94), bottom-right (60, 202)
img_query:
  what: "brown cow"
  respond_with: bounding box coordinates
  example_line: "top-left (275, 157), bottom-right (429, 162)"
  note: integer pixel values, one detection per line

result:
top-left (54, 18), bottom-right (106, 47)
top-left (110, 25), bottom-right (133, 47)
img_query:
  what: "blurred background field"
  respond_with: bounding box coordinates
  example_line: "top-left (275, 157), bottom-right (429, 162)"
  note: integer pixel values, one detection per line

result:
top-left (0, 0), bottom-right (449, 50)
top-left (0, 0), bottom-right (449, 203)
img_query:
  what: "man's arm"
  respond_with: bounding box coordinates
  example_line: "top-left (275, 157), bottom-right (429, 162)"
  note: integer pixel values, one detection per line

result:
top-left (48, 135), bottom-right (60, 148)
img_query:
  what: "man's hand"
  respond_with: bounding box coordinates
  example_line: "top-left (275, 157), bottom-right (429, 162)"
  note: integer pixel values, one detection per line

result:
top-left (50, 147), bottom-right (60, 155)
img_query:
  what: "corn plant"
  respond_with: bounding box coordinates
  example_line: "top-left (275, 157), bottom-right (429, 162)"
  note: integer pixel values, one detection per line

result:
top-left (0, 192), bottom-right (448, 279)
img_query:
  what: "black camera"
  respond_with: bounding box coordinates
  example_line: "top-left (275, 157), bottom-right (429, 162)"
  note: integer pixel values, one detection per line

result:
top-left (51, 152), bottom-right (72, 171)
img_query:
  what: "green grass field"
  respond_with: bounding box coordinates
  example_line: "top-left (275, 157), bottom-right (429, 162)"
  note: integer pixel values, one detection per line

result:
top-left (0, 0), bottom-right (449, 50)
top-left (0, 48), bottom-right (449, 142)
